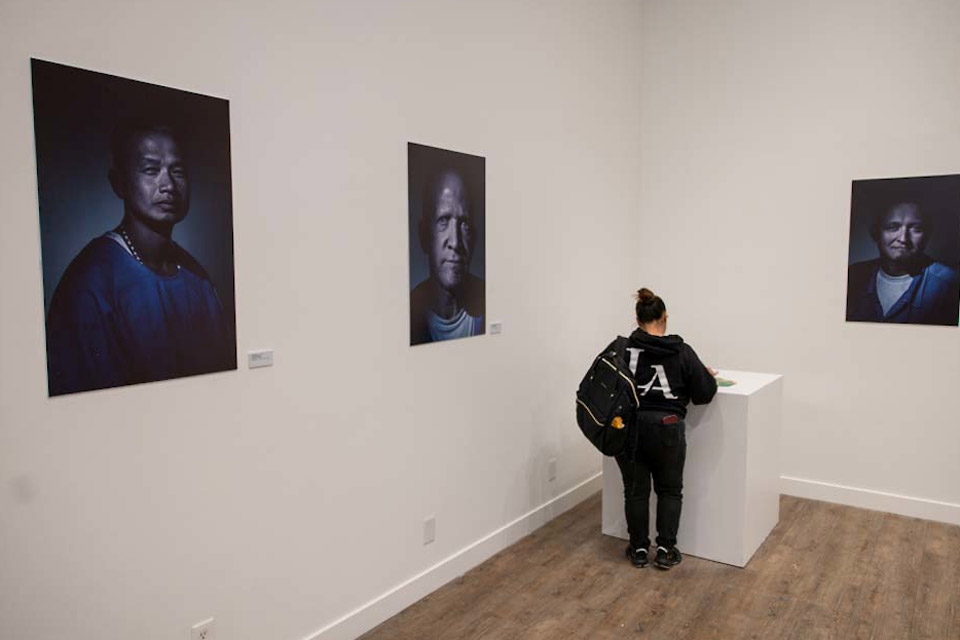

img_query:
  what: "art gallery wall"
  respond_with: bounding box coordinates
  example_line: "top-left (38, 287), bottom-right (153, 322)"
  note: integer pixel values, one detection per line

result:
top-left (634, 0), bottom-right (960, 524)
top-left (0, 1), bottom-right (644, 639)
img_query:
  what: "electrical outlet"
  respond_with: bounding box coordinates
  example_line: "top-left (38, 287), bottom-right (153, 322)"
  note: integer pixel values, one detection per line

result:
top-left (191, 618), bottom-right (215, 640)
top-left (548, 458), bottom-right (557, 482)
top-left (424, 516), bottom-right (436, 545)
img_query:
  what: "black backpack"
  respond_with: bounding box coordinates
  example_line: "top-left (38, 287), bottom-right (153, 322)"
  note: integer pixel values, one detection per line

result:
top-left (575, 336), bottom-right (639, 456)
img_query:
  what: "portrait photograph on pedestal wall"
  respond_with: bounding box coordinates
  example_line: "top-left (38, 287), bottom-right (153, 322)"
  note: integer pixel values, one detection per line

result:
top-left (845, 174), bottom-right (960, 326)
top-left (408, 142), bottom-right (486, 346)
top-left (31, 59), bottom-right (237, 396)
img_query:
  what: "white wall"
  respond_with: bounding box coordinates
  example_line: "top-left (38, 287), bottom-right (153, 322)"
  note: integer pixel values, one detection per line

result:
top-left (636, 0), bottom-right (960, 523)
top-left (0, 1), bottom-right (643, 639)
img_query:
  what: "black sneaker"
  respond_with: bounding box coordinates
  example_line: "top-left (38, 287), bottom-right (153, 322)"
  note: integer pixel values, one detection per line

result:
top-left (654, 546), bottom-right (682, 570)
top-left (625, 545), bottom-right (648, 568)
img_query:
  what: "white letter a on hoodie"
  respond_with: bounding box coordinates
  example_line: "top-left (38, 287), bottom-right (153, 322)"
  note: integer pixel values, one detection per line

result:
top-left (638, 365), bottom-right (678, 400)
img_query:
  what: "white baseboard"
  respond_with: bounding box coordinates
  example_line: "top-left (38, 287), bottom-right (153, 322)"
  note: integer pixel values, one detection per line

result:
top-left (780, 475), bottom-right (960, 526)
top-left (303, 472), bottom-right (603, 640)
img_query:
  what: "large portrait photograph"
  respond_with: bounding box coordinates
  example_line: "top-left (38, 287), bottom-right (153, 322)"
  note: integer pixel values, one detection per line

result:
top-left (32, 59), bottom-right (237, 396)
top-left (408, 143), bottom-right (486, 346)
top-left (846, 174), bottom-right (960, 326)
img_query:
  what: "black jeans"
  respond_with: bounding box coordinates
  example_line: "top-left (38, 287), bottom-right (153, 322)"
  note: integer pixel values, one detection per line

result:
top-left (615, 410), bottom-right (686, 549)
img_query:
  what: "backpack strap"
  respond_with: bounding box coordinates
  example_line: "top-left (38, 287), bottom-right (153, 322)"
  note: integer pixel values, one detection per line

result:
top-left (613, 335), bottom-right (629, 359)
top-left (614, 336), bottom-right (640, 407)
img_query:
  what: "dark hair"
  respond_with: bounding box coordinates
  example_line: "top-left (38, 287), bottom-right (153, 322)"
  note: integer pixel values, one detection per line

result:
top-left (109, 121), bottom-right (183, 170)
top-left (635, 288), bottom-right (666, 325)
top-left (858, 178), bottom-right (938, 242)
top-left (868, 201), bottom-right (930, 242)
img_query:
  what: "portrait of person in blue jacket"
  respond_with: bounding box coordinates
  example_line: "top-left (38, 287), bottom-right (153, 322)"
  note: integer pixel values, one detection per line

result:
top-left (32, 59), bottom-right (237, 396)
top-left (846, 175), bottom-right (960, 326)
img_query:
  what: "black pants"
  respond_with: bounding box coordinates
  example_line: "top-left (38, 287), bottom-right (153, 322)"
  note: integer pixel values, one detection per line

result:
top-left (615, 411), bottom-right (686, 549)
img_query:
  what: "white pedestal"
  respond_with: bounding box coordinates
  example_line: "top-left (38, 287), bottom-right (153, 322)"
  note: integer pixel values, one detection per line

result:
top-left (601, 370), bottom-right (783, 567)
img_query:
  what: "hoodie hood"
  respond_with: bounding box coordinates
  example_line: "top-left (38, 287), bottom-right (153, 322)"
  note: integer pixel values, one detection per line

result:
top-left (627, 328), bottom-right (684, 357)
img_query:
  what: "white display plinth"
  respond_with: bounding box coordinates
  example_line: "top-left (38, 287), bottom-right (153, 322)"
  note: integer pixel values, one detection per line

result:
top-left (602, 370), bottom-right (783, 567)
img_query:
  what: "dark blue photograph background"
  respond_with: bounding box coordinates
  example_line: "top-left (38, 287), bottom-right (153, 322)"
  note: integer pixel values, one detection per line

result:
top-left (31, 59), bottom-right (236, 330)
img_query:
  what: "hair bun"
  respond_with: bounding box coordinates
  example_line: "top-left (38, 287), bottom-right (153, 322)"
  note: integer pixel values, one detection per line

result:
top-left (636, 288), bottom-right (656, 305)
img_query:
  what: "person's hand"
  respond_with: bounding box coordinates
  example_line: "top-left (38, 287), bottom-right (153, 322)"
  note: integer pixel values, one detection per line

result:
top-left (707, 367), bottom-right (718, 377)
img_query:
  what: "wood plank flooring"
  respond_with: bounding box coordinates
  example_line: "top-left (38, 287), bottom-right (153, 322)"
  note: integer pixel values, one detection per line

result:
top-left (359, 494), bottom-right (960, 640)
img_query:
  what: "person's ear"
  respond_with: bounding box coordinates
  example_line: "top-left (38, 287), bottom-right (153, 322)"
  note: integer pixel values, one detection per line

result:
top-left (108, 168), bottom-right (125, 200)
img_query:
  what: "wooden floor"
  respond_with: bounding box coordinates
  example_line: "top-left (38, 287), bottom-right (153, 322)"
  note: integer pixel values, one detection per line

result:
top-left (360, 493), bottom-right (960, 640)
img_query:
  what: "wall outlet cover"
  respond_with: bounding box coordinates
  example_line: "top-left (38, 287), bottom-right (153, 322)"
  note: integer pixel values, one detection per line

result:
top-left (191, 618), bottom-right (215, 640)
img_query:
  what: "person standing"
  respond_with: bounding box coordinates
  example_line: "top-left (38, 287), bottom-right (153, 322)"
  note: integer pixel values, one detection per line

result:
top-left (618, 288), bottom-right (717, 569)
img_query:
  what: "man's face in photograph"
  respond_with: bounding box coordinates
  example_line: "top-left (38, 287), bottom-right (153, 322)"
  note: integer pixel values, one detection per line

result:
top-left (113, 131), bottom-right (190, 227)
top-left (425, 171), bottom-right (474, 292)
top-left (876, 202), bottom-right (927, 266)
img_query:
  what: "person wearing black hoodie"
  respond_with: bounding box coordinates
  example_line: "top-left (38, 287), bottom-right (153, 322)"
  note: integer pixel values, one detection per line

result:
top-left (618, 288), bottom-right (717, 570)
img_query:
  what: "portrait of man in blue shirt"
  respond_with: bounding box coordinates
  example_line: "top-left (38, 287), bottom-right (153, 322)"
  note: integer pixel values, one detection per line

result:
top-left (44, 123), bottom-right (236, 395)
top-left (32, 59), bottom-right (237, 396)
top-left (846, 176), bottom-right (960, 326)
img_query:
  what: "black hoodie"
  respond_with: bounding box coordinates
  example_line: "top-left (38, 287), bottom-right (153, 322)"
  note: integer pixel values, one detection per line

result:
top-left (623, 328), bottom-right (717, 418)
